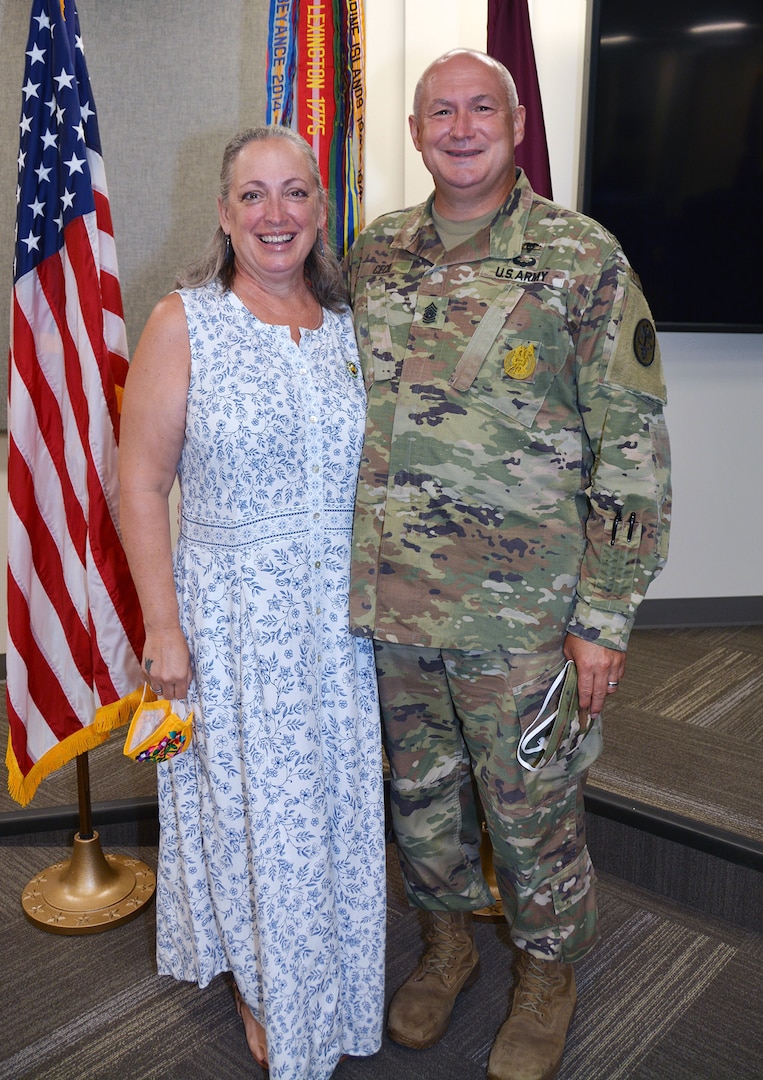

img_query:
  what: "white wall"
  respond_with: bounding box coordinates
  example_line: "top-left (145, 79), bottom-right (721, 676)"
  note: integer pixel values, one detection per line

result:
top-left (2, 0), bottom-right (761, 655)
top-left (364, 0), bottom-right (585, 223)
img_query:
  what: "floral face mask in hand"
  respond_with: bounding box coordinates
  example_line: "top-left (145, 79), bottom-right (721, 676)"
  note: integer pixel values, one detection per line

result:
top-left (123, 685), bottom-right (193, 763)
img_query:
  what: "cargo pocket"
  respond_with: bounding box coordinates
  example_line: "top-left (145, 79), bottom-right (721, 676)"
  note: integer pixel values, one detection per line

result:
top-left (451, 325), bottom-right (567, 431)
top-left (548, 845), bottom-right (599, 962)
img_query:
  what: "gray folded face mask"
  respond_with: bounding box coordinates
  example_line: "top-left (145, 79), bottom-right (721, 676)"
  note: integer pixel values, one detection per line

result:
top-left (517, 659), bottom-right (590, 772)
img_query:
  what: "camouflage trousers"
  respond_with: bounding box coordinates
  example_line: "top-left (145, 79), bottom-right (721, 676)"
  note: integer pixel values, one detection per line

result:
top-left (375, 640), bottom-right (600, 963)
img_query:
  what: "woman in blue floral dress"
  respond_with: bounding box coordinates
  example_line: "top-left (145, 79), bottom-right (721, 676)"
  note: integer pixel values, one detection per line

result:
top-left (119, 127), bottom-right (386, 1080)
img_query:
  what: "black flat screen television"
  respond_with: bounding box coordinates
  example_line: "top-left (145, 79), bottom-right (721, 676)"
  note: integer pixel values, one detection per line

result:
top-left (581, 0), bottom-right (763, 332)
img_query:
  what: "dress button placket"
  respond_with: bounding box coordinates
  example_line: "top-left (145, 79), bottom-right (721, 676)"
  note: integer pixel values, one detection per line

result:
top-left (301, 335), bottom-right (324, 667)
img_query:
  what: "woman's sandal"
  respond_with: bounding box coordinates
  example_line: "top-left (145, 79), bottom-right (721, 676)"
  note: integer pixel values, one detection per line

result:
top-left (233, 984), bottom-right (269, 1070)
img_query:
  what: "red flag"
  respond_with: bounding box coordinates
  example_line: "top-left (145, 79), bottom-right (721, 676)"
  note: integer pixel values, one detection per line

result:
top-left (487, 0), bottom-right (553, 199)
top-left (297, 1), bottom-right (338, 193)
top-left (266, 0), bottom-right (365, 256)
top-left (6, 0), bottom-right (144, 807)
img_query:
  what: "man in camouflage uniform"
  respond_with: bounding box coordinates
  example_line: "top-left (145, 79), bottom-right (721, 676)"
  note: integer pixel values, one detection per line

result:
top-left (345, 49), bottom-right (671, 1080)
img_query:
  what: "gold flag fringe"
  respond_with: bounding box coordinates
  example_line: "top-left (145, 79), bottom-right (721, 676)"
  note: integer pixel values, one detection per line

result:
top-left (5, 685), bottom-right (145, 808)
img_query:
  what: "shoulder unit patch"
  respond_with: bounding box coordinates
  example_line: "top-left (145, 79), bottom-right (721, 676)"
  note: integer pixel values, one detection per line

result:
top-left (633, 318), bottom-right (656, 367)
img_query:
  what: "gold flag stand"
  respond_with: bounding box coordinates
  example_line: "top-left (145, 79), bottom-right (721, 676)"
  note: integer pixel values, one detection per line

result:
top-left (474, 822), bottom-right (504, 922)
top-left (470, 781), bottom-right (504, 922)
top-left (21, 751), bottom-right (156, 935)
top-left (466, 777), bottom-right (501, 920)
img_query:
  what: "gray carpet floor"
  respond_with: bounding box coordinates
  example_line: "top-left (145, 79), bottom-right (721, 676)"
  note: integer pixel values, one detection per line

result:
top-left (588, 625), bottom-right (763, 845)
top-left (1, 837), bottom-right (761, 1080)
top-left (3, 627), bottom-right (762, 848)
top-left (1, 627), bottom-right (762, 1077)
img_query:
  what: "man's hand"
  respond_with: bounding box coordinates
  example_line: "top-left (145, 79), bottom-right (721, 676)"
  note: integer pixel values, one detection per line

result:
top-left (563, 634), bottom-right (625, 718)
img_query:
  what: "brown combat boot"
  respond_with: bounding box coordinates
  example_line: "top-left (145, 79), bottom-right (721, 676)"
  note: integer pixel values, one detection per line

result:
top-left (387, 909), bottom-right (480, 1049)
top-left (487, 950), bottom-right (576, 1080)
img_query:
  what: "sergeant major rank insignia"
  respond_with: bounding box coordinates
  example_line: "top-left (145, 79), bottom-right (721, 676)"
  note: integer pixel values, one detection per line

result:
top-left (417, 296), bottom-right (448, 329)
top-left (503, 343), bottom-right (537, 380)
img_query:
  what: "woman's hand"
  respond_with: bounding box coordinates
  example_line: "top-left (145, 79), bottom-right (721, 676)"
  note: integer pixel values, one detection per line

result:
top-left (142, 625), bottom-right (193, 701)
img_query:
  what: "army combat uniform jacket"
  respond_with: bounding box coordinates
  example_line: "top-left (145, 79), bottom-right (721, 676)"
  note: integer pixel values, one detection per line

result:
top-left (346, 170), bottom-right (671, 657)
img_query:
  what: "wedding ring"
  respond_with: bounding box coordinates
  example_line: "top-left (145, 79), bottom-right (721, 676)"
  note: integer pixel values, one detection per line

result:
top-left (151, 685), bottom-right (162, 694)
top-left (607, 681), bottom-right (619, 687)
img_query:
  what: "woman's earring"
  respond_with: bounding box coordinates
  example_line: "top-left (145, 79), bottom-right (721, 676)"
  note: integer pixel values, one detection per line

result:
top-left (225, 233), bottom-right (233, 260)
top-left (317, 230), bottom-right (325, 255)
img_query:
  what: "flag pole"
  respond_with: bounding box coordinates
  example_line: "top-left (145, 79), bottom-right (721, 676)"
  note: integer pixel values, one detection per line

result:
top-left (473, 785), bottom-right (504, 923)
top-left (9, 0), bottom-right (151, 932)
top-left (21, 749), bottom-right (156, 935)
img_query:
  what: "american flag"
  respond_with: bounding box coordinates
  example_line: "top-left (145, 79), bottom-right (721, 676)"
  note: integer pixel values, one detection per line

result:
top-left (6, 0), bottom-right (144, 806)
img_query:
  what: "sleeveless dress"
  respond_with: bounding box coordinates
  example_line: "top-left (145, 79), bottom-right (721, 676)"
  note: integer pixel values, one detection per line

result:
top-left (154, 283), bottom-right (386, 1080)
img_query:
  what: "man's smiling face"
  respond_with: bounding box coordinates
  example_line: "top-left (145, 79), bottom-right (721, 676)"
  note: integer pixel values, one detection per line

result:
top-left (409, 52), bottom-right (526, 220)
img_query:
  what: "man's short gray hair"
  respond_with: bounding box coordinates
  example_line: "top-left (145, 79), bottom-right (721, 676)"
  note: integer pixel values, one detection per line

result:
top-left (412, 49), bottom-right (520, 120)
